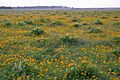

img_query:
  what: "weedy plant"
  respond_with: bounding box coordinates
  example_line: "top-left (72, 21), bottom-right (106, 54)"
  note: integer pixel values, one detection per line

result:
top-left (18, 21), bottom-right (25, 26)
top-left (31, 28), bottom-right (45, 36)
top-left (94, 19), bottom-right (103, 25)
top-left (101, 16), bottom-right (108, 19)
top-left (73, 23), bottom-right (88, 28)
top-left (30, 39), bottom-right (48, 48)
top-left (60, 36), bottom-right (78, 46)
top-left (111, 37), bottom-right (120, 46)
top-left (89, 28), bottom-right (102, 33)
top-left (4, 22), bottom-right (12, 26)
top-left (50, 21), bottom-right (65, 26)
top-left (112, 21), bottom-right (120, 28)
top-left (73, 23), bottom-right (81, 28)
top-left (25, 20), bottom-right (33, 25)
top-left (72, 18), bottom-right (80, 22)
top-left (112, 21), bottom-right (120, 26)
top-left (39, 18), bottom-right (51, 23)
top-left (112, 49), bottom-right (120, 57)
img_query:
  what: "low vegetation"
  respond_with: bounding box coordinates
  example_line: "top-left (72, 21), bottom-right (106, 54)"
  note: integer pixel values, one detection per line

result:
top-left (0, 10), bottom-right (120, 80)
top-left (31, 28), bottom-right (45, 36)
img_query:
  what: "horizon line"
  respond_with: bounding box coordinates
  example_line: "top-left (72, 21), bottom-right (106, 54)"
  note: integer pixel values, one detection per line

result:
top-left (0, 6), bottom-right (120, 8)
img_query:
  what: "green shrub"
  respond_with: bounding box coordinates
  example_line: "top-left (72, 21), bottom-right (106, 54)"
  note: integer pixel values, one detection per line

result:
top-left (107, 62), bottom-right (120, 76)
top-left (50, 21), bottom-right (65, 26)
top-left (18, 21), bottom-right (25, 26)
top-left (112, 25), bottom-right (120, 28)
top-left (72, 18), bottom-right (80, 22)
top-left (112, 22), bottom-right (120, 26)
top-left (113, 16), bottom-right (118, 18)
top-left (94, 19), bottom-right (103, 25)
top-left (112, 22), bottom-right (120, 28)
top-left (46, 41), bottom-right (60, 54)
top-left (30, 39), bottom-right (48, 48)
top-left (73, 23), bottom-right (87, 28)
top-left (16, 62), bottom-right (39, 77)
top-left (63, 12), bottom-right (68, 15)
top-left (111, 37), bottom-right (120, 44)
top-left (73, 23), bottom-right (81, 28)
top-left (82, 23), bottom-right (88, 25)
top-left (92, 40), bottom-right (113, 47)
top-left (101, 16), bottom-right (107, 19)
top-left (89, 28), bottom-right (102, 33)
top-left (24, 20), bottom-right (33, 25)
top-left (39, 18), bottom-right (51, 23)
top-left (4, 22), bottom-right (12, 26)
top-left (112, 49), bottom-right (120, 57)
top-left (31, 28), bottom-right (45, 36)
top-left (60, 36), bottom-right (78, 46)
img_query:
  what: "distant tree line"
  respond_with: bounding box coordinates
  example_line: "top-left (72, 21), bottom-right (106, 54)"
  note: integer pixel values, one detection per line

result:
top-left (0, 6), bottom-right (13, 9)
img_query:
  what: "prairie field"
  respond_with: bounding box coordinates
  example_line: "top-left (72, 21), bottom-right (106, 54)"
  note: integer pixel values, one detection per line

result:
top-left (0, 10), bottom-right (120, 80)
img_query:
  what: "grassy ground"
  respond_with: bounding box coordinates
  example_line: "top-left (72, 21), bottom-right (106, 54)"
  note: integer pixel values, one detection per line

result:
top-left (0, 10), bottom-right (120, 80)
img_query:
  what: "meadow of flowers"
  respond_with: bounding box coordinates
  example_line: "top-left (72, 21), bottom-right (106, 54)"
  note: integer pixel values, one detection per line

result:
top-left (0, 10), bottom-right (120, 80)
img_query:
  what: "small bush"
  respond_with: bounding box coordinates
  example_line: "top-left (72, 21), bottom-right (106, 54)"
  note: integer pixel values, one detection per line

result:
top-left (46, 41), bottom-right (60, 54)
top-left (72, 18), bottom-right (80, 22)
top-left (101, 16), bottom-right (107, 19)
top-left (31, 28), bottom-right (45, 36)
top-left (111, 37), bottom-right (120, 44)
top-left (60, 36), bottom-right (78, 46)
top-left (16, 62), bottom-right (39, 77)
top-left (112, 22), bottom-right (120, 28)
top-left (112, 22), bottom-right (120, 26)
top-left (4, 22), bottom-right (12, 26)
top-left (73, 23), bottom-right (81, 28)
top-left (92, 40), bottom-right (113, 47)
top-left (63, 12), bottom-right (67, 15)
top-left (112, 25), bottom-right (120, 28)
top-left (24, 20), bottom-right (33, 25)
top-left (89, 28), bottom-right (102, 33)
top-left (39, 18), bottom-right (51, 23)
top-left (73, 23), bottom-right (88, 28)
top-left (18, 21), bottom-right (25, 26)
top-left (107, 62), bottom-right (120, 76)
top-left (50, 21), bottom-right (65, 26)
top-left (94, 19), bottom-right (103, 25)
top-left (82, 22), bottom-right (88, 25)
top-left (113, 16), bottom-right (118, 18)
top-left (112, 49), bottom-right (120, 57)
top-left (30, 39), bottom-right (48, 48)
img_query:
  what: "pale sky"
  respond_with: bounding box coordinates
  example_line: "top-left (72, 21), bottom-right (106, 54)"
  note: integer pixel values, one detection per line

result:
top-left (0, 0), bottom-right (120, 8)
